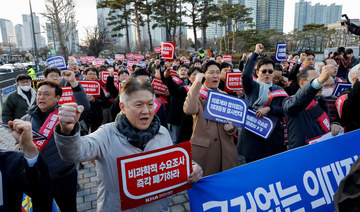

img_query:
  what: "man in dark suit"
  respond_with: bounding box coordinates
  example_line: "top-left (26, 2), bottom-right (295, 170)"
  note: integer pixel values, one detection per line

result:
top-left (1, 120), bottom-right (52, 212)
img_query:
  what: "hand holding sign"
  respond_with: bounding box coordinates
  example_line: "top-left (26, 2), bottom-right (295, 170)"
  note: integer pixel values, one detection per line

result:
top-left (188, 163), bottom-right (203, 184)
top-left (224, 120), bottom-right (235, 133)
top-left (8, 119), bottom-right (38, 158)
top-left (331, 123), bottom-right (343, 136)
top-left (255, 44), bottom-right (264, 54)
top-left (255, 107), bottom-right (271, 118)
top-left (164, 69), bottom-right (171, 78)
top-left (58, 103), bottom-right (84, 135)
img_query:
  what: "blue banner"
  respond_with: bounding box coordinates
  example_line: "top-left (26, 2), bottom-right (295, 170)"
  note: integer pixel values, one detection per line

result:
top-left (275, 43), bottom-right (287, 62)
top-left (332, 82), bottom-right (352, 97)
top-left (46, 56), bottom-right (67, 70)
top-left (2, 85), bottom-right (15, 96)
top-left (188, 129), bottom-right (360, 211)
top-left (244, 108), bottom-right (278, 139)
top-left (203, 91), bottom-right (249, 128)
top-left (139, 61), bottom-right (147, 68)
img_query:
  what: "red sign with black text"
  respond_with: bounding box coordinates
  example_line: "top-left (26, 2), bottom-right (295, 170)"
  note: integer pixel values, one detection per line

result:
top-left (115, 54), bottom-right (125, 61)
top-left (86, 56), bottom-right (95, 63)
top-left (170, 69), bottom-right (177, 77)
top-left (58, 86), bottom-right (75, 104)
top-left (117, 141), bottom-right (192, 211)
top-left (151, 78), bottom-right (168, 95)
top-left (101, 71), bottom-right (118, 85)
top-left (79, 81), bottom-right (101, 97)
top-left (127, 61), bottom-right (139, 74)
top-left (225, 72), bottom-right (242, 93)
top-left (161, 42), bottom-right (176, 61)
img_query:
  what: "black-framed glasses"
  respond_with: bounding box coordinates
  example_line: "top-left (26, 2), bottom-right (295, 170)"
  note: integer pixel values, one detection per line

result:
top-left (260, 69), bottom-right (274, 74)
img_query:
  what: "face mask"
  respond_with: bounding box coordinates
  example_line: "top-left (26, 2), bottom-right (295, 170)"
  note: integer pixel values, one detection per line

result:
top-left (20, 85), bottom-right (31, 92)
top-left (321, 88), bottom-right (333, 97)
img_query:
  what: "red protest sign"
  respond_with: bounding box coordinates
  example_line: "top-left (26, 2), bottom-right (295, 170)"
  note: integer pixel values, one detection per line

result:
top-left (134, 54), bottom-right (144, 61)
top-left (68, 56), bottom-right (76, 61)
top-left (86, 56), bottom-right (95, 63)
top-left (161, 42), bottom-right (176, 61)
top-left (115, 54), bottom-right (125, 61)
top-left (151, 78), bottom-right (168, 95)
top-left (117, 141), bottom-right (192, 211)
top-left (79, 81), bottom-right (101, 97)
top-left (80, 57), bottom-right (86, 63)
top-left (170, 69), bottom-right (177, 77)
top-left (59, 86), bottom-right (75, 104)
top-left (93, 58), bottom-right (104, 67)
top-left (223, 55), bottom-right (232, 62)
top-left (183, 60), bottom-right (190, 64)
top-left (145, 53), bottom-right (150, 58)
top-left (127, 61), bottom-right (139, 74)
top-left (225, 72), bottom-right (242, 93)
top-left (126, 53), bottom-right (134, 59)
top-left (154, 47), bottom-right (161, 54)
top-left (101, 71), bottom-right (118, 85)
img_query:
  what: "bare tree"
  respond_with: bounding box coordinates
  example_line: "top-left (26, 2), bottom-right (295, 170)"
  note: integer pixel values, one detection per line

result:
top-left (41, 0), bottom-right (77, 59)
top-left (79, 24), bottom-right (111, 57)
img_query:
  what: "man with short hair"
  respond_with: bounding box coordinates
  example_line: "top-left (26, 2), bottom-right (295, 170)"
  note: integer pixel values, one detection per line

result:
top-left (283, 66), bottom-right (343, 149)
top-left (2, 74), bottom-right (36, 123)
top-left (60, 60), bottom-right (85, 86)
top-left (346, 48), bottom-right (359, 69)
top-left (22, 81), bottom-right (79, 211)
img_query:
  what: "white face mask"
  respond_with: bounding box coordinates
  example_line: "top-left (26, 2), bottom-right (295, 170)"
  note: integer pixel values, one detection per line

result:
top-left (321, 88), bottom-right (333, 97)
top-left (20, 85), bottom-right (31, 92)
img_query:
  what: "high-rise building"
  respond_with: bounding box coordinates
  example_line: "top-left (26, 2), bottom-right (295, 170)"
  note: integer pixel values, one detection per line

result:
top-left (14, 24), bottom-right (25, 51)
top-left (256, 0), bottom-right (284, 32)
top-left (0, 19), bottom-right (15, 44)
top-left (294, 0), bottom-right (342, 31)
top-left (22, 13), bottom-right (41, 50)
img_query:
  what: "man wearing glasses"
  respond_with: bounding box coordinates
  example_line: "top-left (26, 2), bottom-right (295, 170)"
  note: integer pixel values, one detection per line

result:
top-left (21, 81), bottom-right (79, 211)
top-left (237, 44), bottom-right (288, 163)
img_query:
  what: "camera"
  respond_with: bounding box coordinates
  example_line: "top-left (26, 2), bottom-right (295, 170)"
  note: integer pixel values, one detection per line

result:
top-left (341, 14), bottom-right (350, 26)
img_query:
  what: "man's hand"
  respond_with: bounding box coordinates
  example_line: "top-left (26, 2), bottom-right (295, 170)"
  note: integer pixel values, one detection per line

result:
top-left (331, 123), bottom-right (343, 136)
top-left (164, 69), bottom-right (171, 78)
top-left (87, 95), bottom-right (95, 102)
top-left (58, 103), bottom-right (84, 135)
top-left (318, 64), bottom-right (336, 84)
top-left (155, 68), bottom-right (161, 79)
top-left (195, 73), bottom-right (205, 83)
top-left (108, 67), bottom-right (114, 76)
top-left (188, 163), bottom-right (203, 183)
top-left (254, 44), bottom-right (264, 54)
top-left (224, 120), bottom-right (234, 133)
top-left (8, 120), bottom-right (38, 158)
top-left (281, 76), bottom-right (289, 87)
top-left (255, 107), bottom-right (270, 118)
top-left (62, 70), bottom-right (78, 88)
top-left (299, 53), bottom-right (306, 62)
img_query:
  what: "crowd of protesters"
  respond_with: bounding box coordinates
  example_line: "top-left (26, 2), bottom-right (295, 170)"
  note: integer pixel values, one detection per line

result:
top-left (2, 38), bottom-right (360, 210)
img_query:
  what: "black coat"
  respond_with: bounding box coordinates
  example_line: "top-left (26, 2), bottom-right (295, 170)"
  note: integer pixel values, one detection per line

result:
top-left (340, 80), bottom-right (360, 132)
top-left (237, 52), bottom-right (286, 161)
top-left (283, 82), bottom-right (332, 149)
top-left (0, 151), bottom-right (52, 212)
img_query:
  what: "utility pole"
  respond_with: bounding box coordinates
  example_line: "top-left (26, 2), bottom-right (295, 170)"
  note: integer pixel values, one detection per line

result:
top-left (29, 0), bottom-right (39, 73)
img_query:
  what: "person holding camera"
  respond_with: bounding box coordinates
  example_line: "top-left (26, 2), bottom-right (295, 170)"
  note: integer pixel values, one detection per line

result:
top-left (334, 47), bottom-right (351, 81)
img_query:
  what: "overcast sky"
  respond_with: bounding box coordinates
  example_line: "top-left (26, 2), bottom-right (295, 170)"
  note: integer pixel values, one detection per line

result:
top-left (0, 0), bottom-right (359, 42)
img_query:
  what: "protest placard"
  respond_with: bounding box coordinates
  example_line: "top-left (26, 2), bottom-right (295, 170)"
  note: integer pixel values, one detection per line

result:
top-left (188, 129), bottom-right (360, 212)
top-left (332, 82), bottom-right (352, 97)
top-left (101, 71), bottom-right (118, 85)
top-left (225, 72), bottom-right (242, 93)
top-left (79, 81), bottom-right (101, 97)
top-left (117, 141), bottom-right (192, 210)
top-left (46, 56), bottom-right (67, 70)
top-left (161, 42), bottom-right (176, 61)
top-left (275, 43), bottom-right (287, 62)
top-left (203, 91), bottom-right (249, 128)
top-left (58, 86), bottom-right (75, 105)
top-left (151, 78), bottom-right (168, 95)
top-left (244, 108), bottom-right (278, 140)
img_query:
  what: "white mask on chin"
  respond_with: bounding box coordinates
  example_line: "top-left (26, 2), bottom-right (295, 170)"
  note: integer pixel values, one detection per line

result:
top-left (20, 85), bottom-right (31, 92)
top-left (321, 88), bottom-right (333, 97)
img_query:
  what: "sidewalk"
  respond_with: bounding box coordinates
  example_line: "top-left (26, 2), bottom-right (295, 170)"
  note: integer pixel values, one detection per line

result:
top-left (0, 126), bottom-right (191, 212)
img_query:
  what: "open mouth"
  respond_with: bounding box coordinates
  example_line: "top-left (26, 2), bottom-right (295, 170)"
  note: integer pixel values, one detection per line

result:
top-left (140, 117), bottom-right (149, 123)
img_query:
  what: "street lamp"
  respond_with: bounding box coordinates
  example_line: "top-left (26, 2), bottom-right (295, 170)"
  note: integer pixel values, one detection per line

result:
top-left (29, 0), bottom-right (39, 73)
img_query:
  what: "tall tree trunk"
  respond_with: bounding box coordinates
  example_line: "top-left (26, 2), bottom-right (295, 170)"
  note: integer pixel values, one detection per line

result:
top-left (220, 25), bottom-right (223, 52)
top-left (202, 0), bottom-right (208, 49)
top-left (134, 3), bottom-right (142, 51)
top-left (52, 0), bottom-right (67, 58)
top-left (124, 5), bottom-right (131, 51)
top-left (232, 22), bottom-right (236, 53)
top-left (147, 16), bottom-right (153, 51)
top-left (192, 5), bottom-right (197, 51)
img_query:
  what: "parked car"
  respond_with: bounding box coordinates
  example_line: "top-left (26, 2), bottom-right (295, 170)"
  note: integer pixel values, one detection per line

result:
top-left (0, 68), bottom-right (14, 75)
